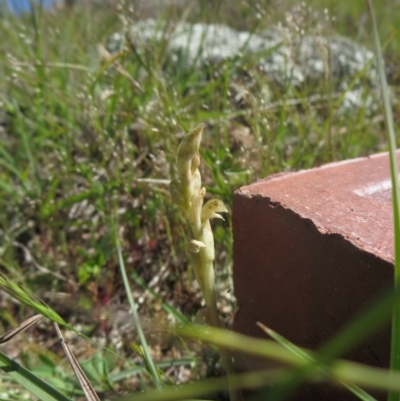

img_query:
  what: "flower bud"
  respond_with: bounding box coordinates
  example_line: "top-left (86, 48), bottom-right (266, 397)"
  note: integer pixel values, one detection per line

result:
top-left (188, 239), bottom-right (206, 253)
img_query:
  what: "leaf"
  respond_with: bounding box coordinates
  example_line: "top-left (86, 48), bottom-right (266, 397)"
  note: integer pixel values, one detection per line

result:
top-left (0, 350), bottom-right (72, 401)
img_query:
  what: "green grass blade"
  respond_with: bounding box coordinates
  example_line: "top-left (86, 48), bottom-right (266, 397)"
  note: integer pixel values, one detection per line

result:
top-left (175, 309), bottom-right (400, 393)
top-left (114, 358), bottom-right (400, 401)
top-left (0, 275), bottom-right (67, 326)
top-left (264, 285), bottom-right (398, 400)
top-left (365, 2), bottom-right (400, 401)
top-left (116, 240), bottom-right (163, 390)
top-left (116, 369), bottom-right (287, 401)
top-left (0, 178), bottom-right (17, 195)
top-left (0, 350), bottom-right (72, 401)
top-left (258, 323), bottom-right (377, 401)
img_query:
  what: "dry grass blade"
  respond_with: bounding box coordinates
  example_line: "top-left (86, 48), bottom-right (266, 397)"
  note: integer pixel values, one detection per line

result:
top-left (53, 323), bottom-right (100, 401)
top-left (97, 45), bottom-right (143, 93)
top-left (0, 314), bottom-right (43, 344)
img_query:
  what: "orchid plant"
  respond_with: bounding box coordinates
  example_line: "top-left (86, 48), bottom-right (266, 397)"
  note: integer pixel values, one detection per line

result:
top-left (170, 123), bottom-right (239, 400)
top-left (170, 123), bottom-right (228, 328)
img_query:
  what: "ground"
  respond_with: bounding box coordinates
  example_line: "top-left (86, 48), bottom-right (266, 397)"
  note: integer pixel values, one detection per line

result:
top-left (0, 0), bottom-right (399, 399)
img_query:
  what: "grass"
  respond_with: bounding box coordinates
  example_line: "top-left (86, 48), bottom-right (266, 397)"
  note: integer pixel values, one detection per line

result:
top-left (0, 0), bottom-right (399, 400)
